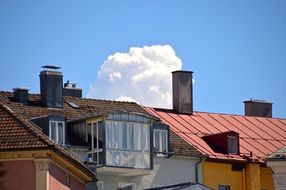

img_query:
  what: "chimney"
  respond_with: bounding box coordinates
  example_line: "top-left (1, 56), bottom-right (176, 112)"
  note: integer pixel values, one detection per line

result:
top-left (40, 65), bottom-right (63, 108)
top-left (13, 88), bottom-right (29, 105)
top-left (63, 80), bottom-right (82, 98)
top-left (244, 99), bottom-right (272, 118)
top-left (172, 70), bottom-right (193, 114)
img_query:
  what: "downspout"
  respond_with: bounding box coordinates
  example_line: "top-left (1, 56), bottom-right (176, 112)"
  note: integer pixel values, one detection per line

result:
top-left (195, 156), bottom-right (203, 183)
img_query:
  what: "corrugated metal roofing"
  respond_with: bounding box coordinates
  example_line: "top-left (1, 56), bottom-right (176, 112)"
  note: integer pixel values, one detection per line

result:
top-left (145, 107), bottom-right (286, 163)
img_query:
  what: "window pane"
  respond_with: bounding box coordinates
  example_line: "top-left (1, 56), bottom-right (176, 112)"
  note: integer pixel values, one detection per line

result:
top-left (58, 122), bottom-right (64, 144)
top-left (121, 114), bottom-right (128, 121)
top-left (122, 123), bottom-right (127, 149)
top-left (133, 123), bottom-right (141, 150)
top-left (121, 152), bottom-right (128, 167)
top-left (114, 114), bottom-right (120, 120)
top-left (136, 115), bottom-right (144, 123)
top-left (129, 114), bottom-right (136, 122)
top-left (98, 121), bottom-right (103, 146)
top-left (143, 153), bottom-right (150, 168)
top-left (86, 123), bottom-right (92, 144)
top-left (127, 124), bottom-right (134, 150)
top-left (142, 124), bottom-right (149, 151)
top-left (113, 151), bottom-right (120, 166)
top-left (50, 122), bottom-right (57, 141)
top-left (161, 130), bottom-right (167, 152)
top-left (105, 121), bottom-right (112, 148)
top-left (228, 136), bottom-right (238, 154)
top-left (128, 153), bottom-right (135, 167)
top-left (106, 151), bottom-right (112, 165)
top-left (135, 153), bottom-right (143, 168)
top-left (154, 130), bottom-right (160, 151)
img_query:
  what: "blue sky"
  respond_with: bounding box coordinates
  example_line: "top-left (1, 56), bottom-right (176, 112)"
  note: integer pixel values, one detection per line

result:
top-left (0, 1), bottom-right (285, 118)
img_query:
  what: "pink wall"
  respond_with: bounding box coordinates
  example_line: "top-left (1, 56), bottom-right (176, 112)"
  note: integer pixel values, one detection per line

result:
top-left (1, 160), bottom-right (36, 190)
top-left (49, 162), bottom-right (85, 190)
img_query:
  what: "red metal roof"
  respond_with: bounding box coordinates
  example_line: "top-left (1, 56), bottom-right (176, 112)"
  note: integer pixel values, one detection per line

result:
top-left (145, 107), bottom-right (286, 163)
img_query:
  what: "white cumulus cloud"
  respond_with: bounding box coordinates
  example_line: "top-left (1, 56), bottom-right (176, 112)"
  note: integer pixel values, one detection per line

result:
top-left (87, 45), bottom-right (182, 108)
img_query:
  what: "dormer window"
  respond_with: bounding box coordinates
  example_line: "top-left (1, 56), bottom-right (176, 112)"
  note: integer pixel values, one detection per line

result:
top-left (153, 123), bottom-right (169, 157)
top-left (49, 121), bottom-right (65, 145)
top-left (202, 131), bottom-right (239, 155)
top-left (31, 115), bottom-right (66, 145)
top-left (228, 136), bottom-right (238, 154)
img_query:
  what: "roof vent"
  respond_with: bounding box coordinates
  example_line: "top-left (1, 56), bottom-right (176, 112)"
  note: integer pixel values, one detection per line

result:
top-left (13, 88), bottom-right (29, 105)
top-left (244, 99), bottom-right (272, 118)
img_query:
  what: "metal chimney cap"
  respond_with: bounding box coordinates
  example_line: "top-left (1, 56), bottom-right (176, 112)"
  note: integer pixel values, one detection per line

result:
top-left (171, 70), bottom-right (193, 74)
top-left (13, 87), bottom-right (29, 91)
top-left (243, 99), bottom-right (273, 104)
top-left (41, 65), bottom-right (61, 70)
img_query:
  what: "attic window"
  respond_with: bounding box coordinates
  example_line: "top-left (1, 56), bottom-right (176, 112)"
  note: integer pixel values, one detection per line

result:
top-left (153, 122), bottom-right (170, 157)
top-left (228, 136), bottom-right (238, 154)
top-left (66, 101), bottom-right (80, 109)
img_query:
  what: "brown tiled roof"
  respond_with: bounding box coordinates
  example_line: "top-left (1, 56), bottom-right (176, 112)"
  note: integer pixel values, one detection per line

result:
top-left (145, 107), bottom-right (286, 163)
top-left (0, 102), bottom-right (95, 179)
top-left (169, 130), bottom-right (203, 156)
top-left (0, 91), bottom-right (150, 121)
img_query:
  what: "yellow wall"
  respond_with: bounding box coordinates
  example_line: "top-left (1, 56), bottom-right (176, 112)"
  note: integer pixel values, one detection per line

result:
top-left (203, 161), bottom-right (274, 190)
top-left (203, 161), bottom-right (244, 190)
top-left (260, 167), bottom-right (274, 190)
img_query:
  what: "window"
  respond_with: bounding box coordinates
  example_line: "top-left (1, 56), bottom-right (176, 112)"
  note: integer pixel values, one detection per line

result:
top-left (49, 121), bottom-right (65, 144)
top-left (153, 129), bottom-right (168, 155)
top-left (105, 113), bottom-right (151, 169)
top-left (87, 121), bottom-right (104, 166)
top-left (219, 185), bottom-right (230, 190)
top-left (228, 136), bottom-right (238, 154)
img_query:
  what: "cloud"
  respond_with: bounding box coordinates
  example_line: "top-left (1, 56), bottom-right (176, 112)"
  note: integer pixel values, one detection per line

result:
top-left (87, 45), bottom-right (182, 108)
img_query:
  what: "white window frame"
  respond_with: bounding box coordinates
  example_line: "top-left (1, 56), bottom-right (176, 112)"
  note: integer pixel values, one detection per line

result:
top-left (49, 120), bottom-right (65, 145)
top-left (105, 119), bottom-right (151, 169)
top-left (153, 129), bottom-right (168, 156)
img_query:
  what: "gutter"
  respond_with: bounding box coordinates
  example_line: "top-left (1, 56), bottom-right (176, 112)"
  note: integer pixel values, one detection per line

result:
top-left (195, 156), bottom-right (203, 183)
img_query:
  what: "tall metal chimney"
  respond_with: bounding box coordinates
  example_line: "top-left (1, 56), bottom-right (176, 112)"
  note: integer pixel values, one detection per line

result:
top-left (244, 99), bottom-right (272, 118)
top-left (40, 65), bottom-right (63, 108)
top-left (172, 70), bottom-right (193, 114)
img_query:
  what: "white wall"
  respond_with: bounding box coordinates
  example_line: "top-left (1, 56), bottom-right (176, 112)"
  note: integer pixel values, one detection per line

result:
top-left (267, 160), bottom-right (286, 190)
top-left (97, 155), bottom-right (203, 190)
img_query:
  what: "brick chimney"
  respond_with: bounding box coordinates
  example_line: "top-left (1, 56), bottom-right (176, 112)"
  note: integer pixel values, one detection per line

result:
top-left (172, 70), bottom-right (193, 114)
top-left (244, 99), bottom-right (272, 118)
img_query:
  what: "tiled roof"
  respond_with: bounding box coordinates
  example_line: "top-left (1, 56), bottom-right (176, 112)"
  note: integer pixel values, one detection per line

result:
top-left (0, 91), bottom-right (150, 121)
top-left (145, 107), bottom-right (286, 163)
top-left (0, 102), bottom-right (95, 179)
